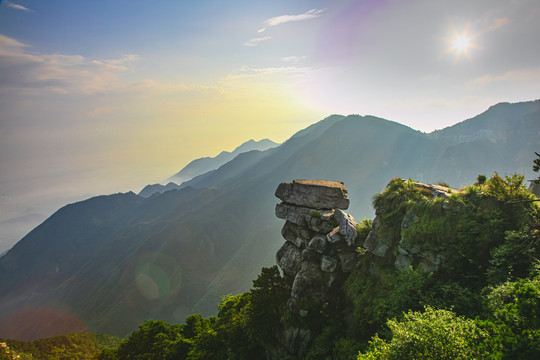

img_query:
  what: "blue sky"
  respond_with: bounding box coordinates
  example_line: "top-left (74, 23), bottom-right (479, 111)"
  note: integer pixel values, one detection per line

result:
top-left (1, 0), bottom-right (540, 252)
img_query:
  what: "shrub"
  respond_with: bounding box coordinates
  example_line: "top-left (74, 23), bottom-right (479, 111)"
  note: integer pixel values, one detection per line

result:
top-left (357, 306), bottom-right (487, 359)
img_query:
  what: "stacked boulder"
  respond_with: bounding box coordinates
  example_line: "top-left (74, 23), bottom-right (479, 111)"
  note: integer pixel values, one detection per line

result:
top-left (275, 180), bottom-right (360, 316)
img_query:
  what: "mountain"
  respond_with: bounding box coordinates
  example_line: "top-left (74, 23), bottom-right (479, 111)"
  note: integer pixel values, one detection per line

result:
top-left (0, 100), bottom-right (538, 340)
top-left (138, 182), bottom-right (182, 198)
top-left (138, 139), bottom-right (279, 198)
top-left (167, 138), bottom-right (278, 185)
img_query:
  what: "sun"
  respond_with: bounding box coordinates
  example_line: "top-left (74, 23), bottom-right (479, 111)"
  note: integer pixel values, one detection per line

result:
top-left (443, 23), bottom-right (479, 61)
top-left (452, 35), bottom-right (471, 52)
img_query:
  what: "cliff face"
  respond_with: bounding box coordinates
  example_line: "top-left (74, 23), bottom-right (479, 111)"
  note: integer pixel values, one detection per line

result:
top-left (272, 179), bottom-right (460, 359)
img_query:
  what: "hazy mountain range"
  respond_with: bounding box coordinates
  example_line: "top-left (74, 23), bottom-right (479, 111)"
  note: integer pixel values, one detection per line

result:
top-left (0, 100), bottom-right (539, 340)
top-left (138, 138), bottom-right (279, 198)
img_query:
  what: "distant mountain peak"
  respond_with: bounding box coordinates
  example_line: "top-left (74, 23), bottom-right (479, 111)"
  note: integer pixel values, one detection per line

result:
top-left (138, 139), bottom-right (280, 197)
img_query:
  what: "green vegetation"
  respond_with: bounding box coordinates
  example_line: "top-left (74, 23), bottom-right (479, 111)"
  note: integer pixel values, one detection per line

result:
top-left (358, 306), bottom-right (487, 359)
top-left (1, 332), bottom-right (121, 360)
top-left (91, 171), bottom-right (538, 359)
top-left (6, 169), bottom-right (540, 359)
top-left (355, 217), bottom-right (373, 242)
top-left (94, 265), bottom-right (289, 359)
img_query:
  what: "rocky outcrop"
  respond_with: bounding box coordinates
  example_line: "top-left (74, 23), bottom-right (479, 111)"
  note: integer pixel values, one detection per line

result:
top-left (363, 180), bottom-right (460, 274)
top-left (273, 180), bottom-right (360, 359)
top-left (271, 178), bottom-right (459, 359)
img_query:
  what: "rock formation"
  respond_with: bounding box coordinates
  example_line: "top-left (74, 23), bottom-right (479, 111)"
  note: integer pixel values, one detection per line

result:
top-left (273, 179), bottom-right (361, 358)
top-left (271, 178), bottom-right (460, 359)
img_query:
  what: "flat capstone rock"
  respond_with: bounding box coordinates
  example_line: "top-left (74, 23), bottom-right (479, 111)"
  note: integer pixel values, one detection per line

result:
top-left (275, 179), bottom-right (350, 210)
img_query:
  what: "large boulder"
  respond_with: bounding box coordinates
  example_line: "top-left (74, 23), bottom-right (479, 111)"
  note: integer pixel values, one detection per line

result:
top-left (276, 242), bottom-right (303, 277)
top-left (275, 179), bottom-right (350, 210)
top-left (334, 209), bottom-right (358, 246)
top-left (275, 203), bottom-right (337, 233)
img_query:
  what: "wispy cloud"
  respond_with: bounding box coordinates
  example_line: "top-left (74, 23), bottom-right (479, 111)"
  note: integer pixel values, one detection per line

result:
top-left (263, 8), bottom-right (325, 28)
top-left (244, 36), bottom-right (272, 47)
top-left (467, 66), bottom-right (540, 87)
top-left (0, 34), bottom-right (140, 94)
top-left (5, 1), bottom-right (33, 12)
top-left (281, 56), bottom-right (307, 64)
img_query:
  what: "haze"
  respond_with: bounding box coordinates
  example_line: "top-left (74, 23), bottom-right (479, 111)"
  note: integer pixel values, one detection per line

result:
top-left (1, 0), bottom-right (540, 253)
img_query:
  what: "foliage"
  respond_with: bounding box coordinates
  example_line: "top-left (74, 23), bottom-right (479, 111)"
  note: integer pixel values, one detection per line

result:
top-left (479, 267), bottom-right (540, 359)
top-left (487, 227), bottom-right (540, 283)
top-left (115, 320), bottom-right (183, 360)
top-left (345, 267), bottom-right (428, 341)
top-left (371, 178), bottom-right (426, 242)
top-left (63, 173), bottom-right (540, 359)
top-left (533, 152), bottom-right (540, 184)
top-left (2, 333), bottom-right (113, 360)
top-left (476, 174), bottom-right (487, 185)
top-left (245, 265), bottom-right (290, 345)
top-left (1, 342), bottom-right (21, 360)
top-left (400, 172), bottom-right (538, 290)
top-left (355, 218), bottom-right (373, 242)
top-left (357, 306), bottom-right (487, 360)
top-left (99, 266), bottom-right (288, 359)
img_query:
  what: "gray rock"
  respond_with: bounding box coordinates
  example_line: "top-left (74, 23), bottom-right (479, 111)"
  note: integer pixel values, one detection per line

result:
top-left (372, 242), bottom-right (390, 257)
top-left (363, 215), bottom-right (395, 257)
top-left (276, 242), bottom-right (303, 276)
top-left (323, 272), bottom-right (339, 287)
top-left (410, 180), bottom-right (459, 198)
top-left (399, 236), bottom-right (422, 255)
top-left (288, 261), bottom-right (325, 314)
top-left (363, 217), bottom-right (380, 252)
top-left (401, 210), bottom-right (419, 229)
top-left (276, 203), bottom-right (337, 233)
top-left (327, 227), bottom-right (344, 244)
top-left (281, 221), bottom-right (314, 248)
top-left (301, 249), bottom-right (319, 263)
top-left (394, 253), bottom-right (413, 270)
top-left (308, 234), bottom-right (327, 254)
top-left (334, 209), bottom-right (358, 246)
top-left (275, 179), bottom-right (350, 210)
top-left (278, 326), bottom-right (312, 357)
top-left (321, 255), bottom-right (338, 272)
top-left (338, 251), bottom-right (357, 272)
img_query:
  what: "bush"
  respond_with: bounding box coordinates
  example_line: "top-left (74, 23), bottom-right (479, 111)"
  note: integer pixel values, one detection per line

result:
top-left (357, 306), bottom-right (487, 359)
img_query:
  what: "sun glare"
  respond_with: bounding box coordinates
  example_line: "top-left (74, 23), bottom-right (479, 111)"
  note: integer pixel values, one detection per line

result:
top-left (452, 35), bottom-right (471, 52)
top-left (444, 24), bottom-right (478, 62)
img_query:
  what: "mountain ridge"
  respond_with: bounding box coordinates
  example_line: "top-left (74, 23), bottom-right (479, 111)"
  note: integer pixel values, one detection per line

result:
top-left (0, 99), bottom-right (538, 340)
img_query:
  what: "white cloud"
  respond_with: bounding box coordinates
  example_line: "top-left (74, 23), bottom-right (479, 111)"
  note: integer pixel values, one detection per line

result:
top-left (263, 8), bottom-right (325, 27)
top-left (281, 56), bottom-right (307, 64)
top-left (0, 34), bottom-right (141, 94)
top-left (5, 1), bottom-right (33, 12)
top-left (467, 66), bottom-right (540, 87)
top-left (0, 34), bottom-right (28, 48)
top-left (257, 27), bottom-right (266, 33)
top-left (244, 36), bottom-right (272, 47)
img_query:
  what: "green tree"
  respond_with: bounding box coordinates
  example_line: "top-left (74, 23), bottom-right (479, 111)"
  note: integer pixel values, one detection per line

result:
top-left (480, 268), bottom-right (540, 359)
top-left (357, 306), bottom-right (486, 359)
top-left (245, 266), bottom-right (290, 345)
top-left (116, 320), bottom-right (182, 360)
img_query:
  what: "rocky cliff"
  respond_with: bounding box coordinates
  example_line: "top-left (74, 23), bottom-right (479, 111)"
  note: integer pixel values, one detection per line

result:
top-left (271, 179), bottom-right (460, 359)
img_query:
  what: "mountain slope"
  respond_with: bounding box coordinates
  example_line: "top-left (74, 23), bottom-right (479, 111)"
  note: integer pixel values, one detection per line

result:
top-left (0, 100), bottom-right (538, 339)
top-left (167, 139), bottom-right (278, 185)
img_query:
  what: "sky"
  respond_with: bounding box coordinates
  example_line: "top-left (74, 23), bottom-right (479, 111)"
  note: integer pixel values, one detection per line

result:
top-left (1, 0), bottom-right (540, 252)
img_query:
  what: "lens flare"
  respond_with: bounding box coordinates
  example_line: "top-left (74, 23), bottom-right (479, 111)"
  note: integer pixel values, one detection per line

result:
top-left (443, 23), bottom-right (479, 62)
top-left (121, 252), bottom-right (182, 310)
